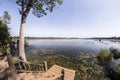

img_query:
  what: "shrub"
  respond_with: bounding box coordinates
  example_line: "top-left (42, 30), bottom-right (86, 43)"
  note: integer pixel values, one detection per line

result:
top-left (0, 20), bottom-right (10, 46)
top-left (25, 40), bottom-right (28, 47)
top-left (109, 48), bottom-right (120, 59)
top-left (97, 49), bottom-right (112, 65)
top-left (108, 64), bottom-right (120, 80)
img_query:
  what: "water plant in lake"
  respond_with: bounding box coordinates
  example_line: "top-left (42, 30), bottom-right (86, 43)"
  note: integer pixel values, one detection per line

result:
top-left (107, 64), bottom-right (120, 80)
top-left (97, 49), bottom-right (112, 65)
top-left (109, 48), bottom-right (120, 59)
top-left (26, 53), bottom-right (109, 80)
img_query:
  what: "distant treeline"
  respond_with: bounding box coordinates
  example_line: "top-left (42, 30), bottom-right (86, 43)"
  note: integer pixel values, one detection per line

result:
top-left (12, 36), bottom-right (120, 40)
top-left (12, 36), bottom-right (80, 40)
top-left (87, 37), bottom-right (120, 40)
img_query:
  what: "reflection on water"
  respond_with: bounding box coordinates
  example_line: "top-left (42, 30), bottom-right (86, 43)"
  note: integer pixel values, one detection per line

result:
top-left (26, 39), bottom-right (120, 56)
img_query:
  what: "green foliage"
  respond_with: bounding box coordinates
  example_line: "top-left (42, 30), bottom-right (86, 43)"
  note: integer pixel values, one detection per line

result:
top-left (0, 11), bottom-right (11, 57)
top-left (109, 48), bottom-right (120, 59)
top-left (0, 47), bottom-right (3, 52)
top-left (97, 49), bottom-right (120, 80)
top-left (24, 40), bottom-right (28, 47)
top-left (0, 11), bottom-right (11, 47)
top-left (2, 11), bottom-right (11, 24)
top-left (16, 0), bottom-right (63, 18)
top-left (97, 49), bottom-right (112, 65)
top-left (107, 64), bottom-right (120, 80)
top-left (114, 64), bottom-right (120, 74)
top-left (27, 53), bottom-right (109, 80)
top-left (32, 0), bottom-right (63, 17)
top-left (0, 20), bottom-right (10, 46)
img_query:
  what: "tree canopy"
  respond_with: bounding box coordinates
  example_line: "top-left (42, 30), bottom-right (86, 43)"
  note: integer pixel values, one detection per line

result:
top-left (16, 0), bottom-right (63, 22)
top-left (0, 20), bottom-right (10, 46)
top-left (0, 11), bottom-right (11, 47)
top-left (2, 11), bottom-right (11, 24)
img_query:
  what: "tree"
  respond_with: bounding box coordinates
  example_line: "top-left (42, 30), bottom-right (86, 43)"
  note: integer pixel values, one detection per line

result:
top-left (0, 12), bottom-right (17, 80)
top-left (0, 20), bottom-right (9, 48)
top-left (16, 0), bottom-right (63, 61)
top-left (2, 11), bottom-right (11, 24)
top-left (0, 11), bottom-right (11, 47)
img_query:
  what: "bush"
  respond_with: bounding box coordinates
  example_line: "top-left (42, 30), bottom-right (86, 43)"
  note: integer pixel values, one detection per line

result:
top-left (0, 20), bottom-right (10, 46)
top-left (109, 48), bottom-right (120, 59)
top-left (97, 49), bottom-right (112, 65)
top-left (25, 40), bottom-right (28, 47)
top-left (108, 64), bottom-right (120, 80)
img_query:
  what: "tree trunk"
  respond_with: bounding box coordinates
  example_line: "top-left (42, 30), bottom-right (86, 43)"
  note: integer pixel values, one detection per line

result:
top-left (18, 20), bottom-right (26, 62)
top-left (6, 44), bottom-right (17, 80)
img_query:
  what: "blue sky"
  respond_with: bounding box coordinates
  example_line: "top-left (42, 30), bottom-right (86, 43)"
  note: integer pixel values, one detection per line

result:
top-left (0, 0), bottom-right (120, 38)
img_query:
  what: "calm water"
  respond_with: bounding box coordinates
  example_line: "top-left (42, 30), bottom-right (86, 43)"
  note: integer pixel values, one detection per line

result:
top-left (26, 39), bottom-right (120, 56)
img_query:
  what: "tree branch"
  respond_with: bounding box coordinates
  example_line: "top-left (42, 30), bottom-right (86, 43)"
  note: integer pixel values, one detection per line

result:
top-left (24, 0), bottom-right (34, 17)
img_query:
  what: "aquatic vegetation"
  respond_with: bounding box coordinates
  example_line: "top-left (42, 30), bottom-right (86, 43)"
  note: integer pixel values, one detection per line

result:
top-left (97, 49), bottom-right (112, 65)
top-left (109, 48), bottom-right (120, 59)
top-left (107, 64), bottom-right (120, 80)
top-left (27, 53), bottom-right (109, 80)
top-left (25, 41), bottom-right (120, 80)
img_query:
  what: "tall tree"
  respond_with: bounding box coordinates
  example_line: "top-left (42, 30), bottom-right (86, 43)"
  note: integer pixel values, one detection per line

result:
top-left (0, 12), bottom-right (17, 80)
top-left (2, 11), bottom-right (11, 24)
top-left (0, 20), bottom-right (10, 47)
top-left (0, 11), bottom-right (11, 47)
top-left (16, 0), bottom-right (63, 61)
